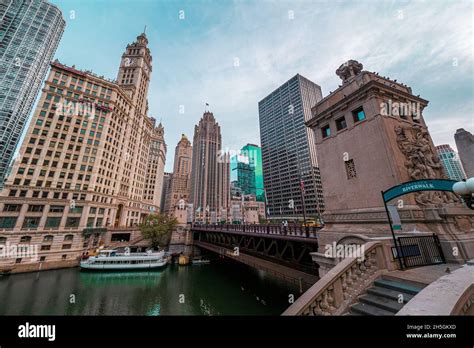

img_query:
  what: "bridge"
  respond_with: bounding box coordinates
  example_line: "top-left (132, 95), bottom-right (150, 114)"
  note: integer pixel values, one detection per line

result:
top-left (191, 224), bottom-right (321, 290)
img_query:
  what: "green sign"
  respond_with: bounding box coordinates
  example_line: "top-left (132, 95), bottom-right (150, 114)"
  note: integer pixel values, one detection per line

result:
top-left (382, 179), bottom-right (456, 203)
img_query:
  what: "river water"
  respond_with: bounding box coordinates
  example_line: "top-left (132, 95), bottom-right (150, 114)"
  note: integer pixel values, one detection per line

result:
top-left (0, 259), bottom-right (299, 315)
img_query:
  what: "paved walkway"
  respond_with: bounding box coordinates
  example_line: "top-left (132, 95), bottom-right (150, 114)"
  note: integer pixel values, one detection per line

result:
top-left (387, 263), bottom-right (463, 286)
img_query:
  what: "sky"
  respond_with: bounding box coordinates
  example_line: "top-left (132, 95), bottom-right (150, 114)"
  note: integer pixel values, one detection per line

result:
top-left (49, 0), bottom-right (473, 172)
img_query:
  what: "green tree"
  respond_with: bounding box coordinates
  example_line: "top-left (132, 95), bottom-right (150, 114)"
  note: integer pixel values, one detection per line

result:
top-left (139, 213), bottom-right (177, 249)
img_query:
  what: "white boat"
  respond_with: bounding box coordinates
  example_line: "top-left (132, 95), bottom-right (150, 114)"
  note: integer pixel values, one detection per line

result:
top-left (80, 249), bottom-right (167, 271)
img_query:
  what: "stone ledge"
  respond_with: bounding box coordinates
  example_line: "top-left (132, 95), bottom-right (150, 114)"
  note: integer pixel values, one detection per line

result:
top-left (396, 264), bottom-right (474, 315)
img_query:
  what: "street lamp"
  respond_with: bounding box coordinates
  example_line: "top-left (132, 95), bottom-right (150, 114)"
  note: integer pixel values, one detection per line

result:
top-left (453, 177), bottom-right (474, 210)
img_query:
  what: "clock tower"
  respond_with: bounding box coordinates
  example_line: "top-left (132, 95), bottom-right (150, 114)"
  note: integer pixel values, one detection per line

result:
top-left (117, 32), bottom-right (152, 116)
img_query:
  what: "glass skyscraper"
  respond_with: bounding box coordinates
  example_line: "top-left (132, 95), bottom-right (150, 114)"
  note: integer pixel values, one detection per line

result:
top-left (259, 74), bottom-right (324, 220)
top-left (436, 144), bottom-right (466, 181)
top-left (230, 144), bottom-right (265, 202)
top-left (0, 0), bottom-right (65, 186)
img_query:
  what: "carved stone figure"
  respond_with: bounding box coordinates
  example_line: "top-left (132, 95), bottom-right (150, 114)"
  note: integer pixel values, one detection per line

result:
top-left (395, 125), bottom-right (456, 206)
top-left (336, 60), bottom-right (363, 83)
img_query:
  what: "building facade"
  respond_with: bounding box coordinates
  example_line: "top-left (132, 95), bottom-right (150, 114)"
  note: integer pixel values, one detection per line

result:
top-left (259, 74), bottom-right (324, 221)
top-left (189, 111), bottom-right (230, 223)
top-left (0, 32), bottom-right (166, 272)
top-left (144, 121), bottom-right (167, 211)
top-left (160, 172), bottom-right (172, 214)
top-left (454, 128), bottom-right (474, 178)
top-left (436, 144), bottom-right (466, 181)
top-left (164, 134), bottom-right (192, 213)
top-left (305, 60), bottom-right (474, 264)
top-left (230, 144), bottom-right (265, 202)
top-left (0, 0), bottom-right (65, 187)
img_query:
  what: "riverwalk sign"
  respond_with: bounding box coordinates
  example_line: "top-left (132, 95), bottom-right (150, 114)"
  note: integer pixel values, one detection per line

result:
top-left (382, 179), bottom-right (457, 203)
top-left (381, 179), bottom-right (457, 269)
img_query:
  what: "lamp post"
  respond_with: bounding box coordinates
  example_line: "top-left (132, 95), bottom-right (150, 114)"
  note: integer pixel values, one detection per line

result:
top-left (453, 177), bottom-right (474, 210)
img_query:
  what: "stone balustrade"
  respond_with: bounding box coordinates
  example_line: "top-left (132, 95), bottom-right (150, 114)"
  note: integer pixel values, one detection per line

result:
top-left (282, 241), bottom-right (388, 316)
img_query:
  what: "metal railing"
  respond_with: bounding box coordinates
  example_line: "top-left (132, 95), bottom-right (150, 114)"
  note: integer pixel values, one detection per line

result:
top-left (191, 223), bottom-right (318, 238)
top-left (394, 234), bottom-right (445, 269)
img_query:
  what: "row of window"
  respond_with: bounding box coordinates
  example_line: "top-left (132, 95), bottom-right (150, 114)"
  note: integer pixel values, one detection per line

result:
top-left (322, 107), bottom-right (366, 139)
top-left (0, 216), bottom-right (81, 229)
top-left (0, 234), bottom-right (74, 244)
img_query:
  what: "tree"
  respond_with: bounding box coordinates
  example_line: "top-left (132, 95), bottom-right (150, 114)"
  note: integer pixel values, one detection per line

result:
top-left (139, 213), bottom-right (178, 249)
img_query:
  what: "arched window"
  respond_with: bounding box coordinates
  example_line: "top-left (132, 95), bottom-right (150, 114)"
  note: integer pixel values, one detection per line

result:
top-left (64, 234), bottom-right (74, 241)
top-left (43, 235), bottom-right (54, 242)
top-left (20, 236), bottom-right (32, 243)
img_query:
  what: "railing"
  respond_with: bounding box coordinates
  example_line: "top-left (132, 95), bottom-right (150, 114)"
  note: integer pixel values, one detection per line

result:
top-left (394, 234), bottom-right (445, 269)
top-left (191, 224), bottom-right (318, 238)
top-left (282, 242), bottom-right (388, 316)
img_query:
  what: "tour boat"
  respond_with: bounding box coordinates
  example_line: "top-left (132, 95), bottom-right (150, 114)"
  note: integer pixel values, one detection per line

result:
top-left (80, 249), bottom-right (167, 271)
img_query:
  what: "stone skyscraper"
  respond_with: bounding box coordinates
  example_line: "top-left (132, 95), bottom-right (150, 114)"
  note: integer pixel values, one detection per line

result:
top-left (164, 134), bottom-right (192, 213)
top-left (0, 0), bottom-right (65, 187)
top-left (454, 128), bottom-right (474, 178)
top-left (259, 74), bottom-right (324, 221)
top-left (144, 121), bottom-right (167, 211)
top-left (190, 112), bottom-right (230, 223)
top-left (0, 32), bottom-right (166, 272)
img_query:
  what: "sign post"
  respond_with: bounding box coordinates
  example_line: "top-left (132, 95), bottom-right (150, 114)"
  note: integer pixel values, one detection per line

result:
top-left (381, 179), bottom-right (457, 270)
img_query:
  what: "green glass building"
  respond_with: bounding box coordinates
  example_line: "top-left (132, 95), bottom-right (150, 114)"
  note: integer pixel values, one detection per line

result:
top-left (230, 144), bottom-right (265, 202)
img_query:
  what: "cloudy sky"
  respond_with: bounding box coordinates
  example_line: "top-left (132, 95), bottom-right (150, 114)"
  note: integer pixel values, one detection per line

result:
top-left (51, 0), bottom-right (473, 171)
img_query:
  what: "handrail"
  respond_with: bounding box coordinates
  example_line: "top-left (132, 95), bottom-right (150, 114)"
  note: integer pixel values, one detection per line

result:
top-left (192, 223), bottom-right (319, 238)
top-left (282, 241), bottom-right (388, 316)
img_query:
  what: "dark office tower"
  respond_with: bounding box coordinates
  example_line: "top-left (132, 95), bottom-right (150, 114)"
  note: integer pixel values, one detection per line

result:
top-left (259, 74), bottom-right (324, 221)
top-left (190, 111), bottom-right (230, 223)
top-left (454, 128), bottom-right (474, 178)
top-left (0, 0), bottom-right (65, 187)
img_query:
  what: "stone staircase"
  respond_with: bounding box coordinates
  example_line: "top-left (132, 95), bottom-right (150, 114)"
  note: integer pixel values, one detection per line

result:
top-left (345, 276), bottom-right (425, 316)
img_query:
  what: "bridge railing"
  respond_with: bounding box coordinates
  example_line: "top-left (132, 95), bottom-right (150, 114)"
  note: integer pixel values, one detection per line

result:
top-left (191, 223), bottom-right (318, 238)
top-left (282, 241), bottom-right (388, 316)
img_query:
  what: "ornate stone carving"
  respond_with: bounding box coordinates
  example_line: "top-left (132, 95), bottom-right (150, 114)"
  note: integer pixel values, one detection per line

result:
top-left (395, 125), bottom-right (457, 206)
top-left (336, 60), bottom-right (363, 83)
top-left (454, 216), bottom-right (473, 232)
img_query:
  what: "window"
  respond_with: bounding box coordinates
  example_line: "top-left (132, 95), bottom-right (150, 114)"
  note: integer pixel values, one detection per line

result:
top-left (65, 217), bottom-right (80, 228)
top-left (345, 159), bottom-right (357, 179)
top-left (20, 236), bottom-right (32, 243)
top-left (27, 205), bottom-right (44, 212)
top-left (41, 245), bottom-right (51, 251)
top-left (40, 256), bottom-right (46, 262)
top-left (0, 237), bottom-right (6, 244)
top-left (62, 244), bottom-right (72, 250)
top-left (64, 234), bottom-right (74, 241)
top-left (43, 235), bottom-right (54, 242)
top-left (3, 204), bottom-right (21, 212)
top-left (0, 217), bottom-right (17, 229)
top-left (335, 117), bottom-right (347, 131)
top-left (69, 206), bottom-right (83, 214)
top-left (45, 217), bottom-right (61, 229)
top-left (322, 125), bottom-right (331, 138)
top-left (353, 107), bottom-right (366, 122)
top-left (22, 217), bottom-right (40, 229)
top-left (50, 205), bottom-right (65, 213)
